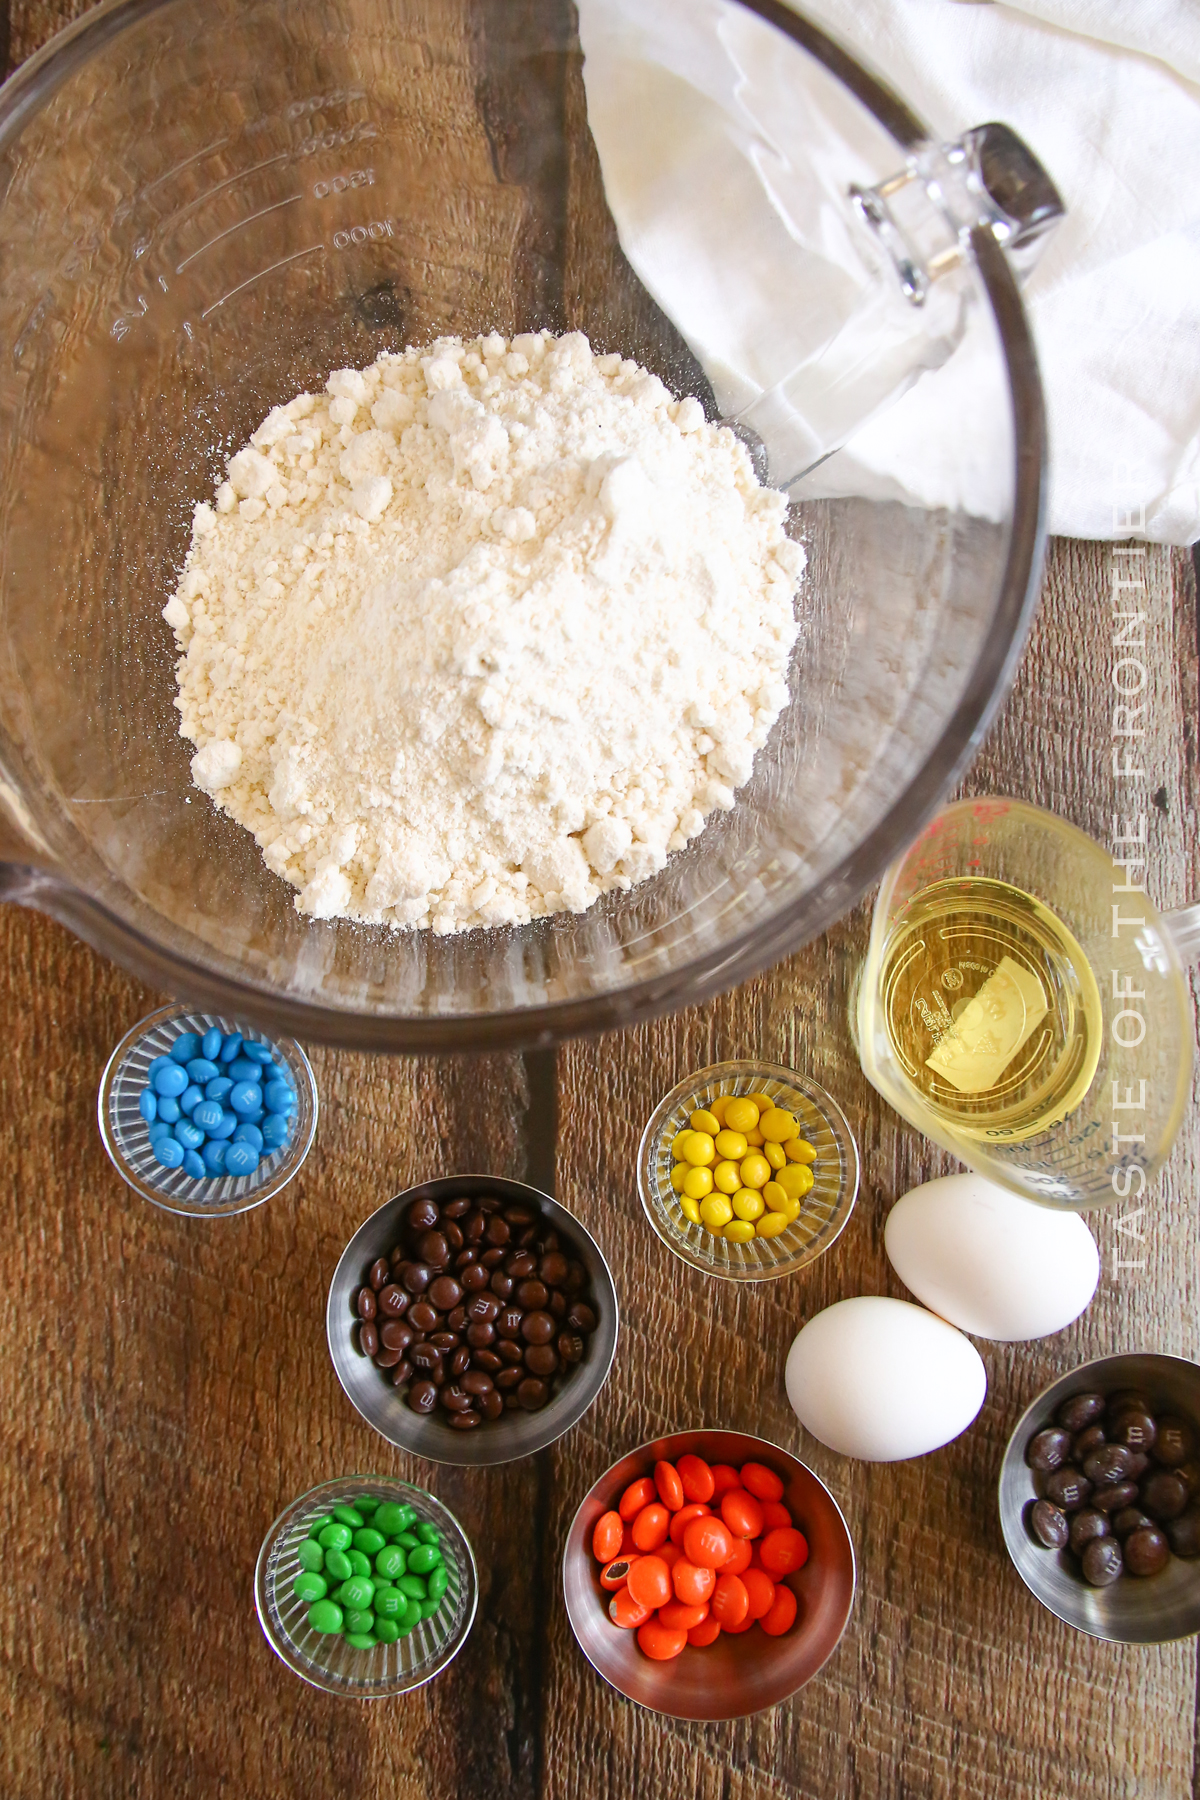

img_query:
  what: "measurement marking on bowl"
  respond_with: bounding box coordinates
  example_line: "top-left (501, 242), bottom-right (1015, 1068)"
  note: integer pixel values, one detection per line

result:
top-left (201, 244), bottom-right (326, 319)
top-left (139, 137), bottom-right (233, 201)
top-left (167, 150), bottom-right (295, 226)
top-left (175, 193), bottom-right (303, 273)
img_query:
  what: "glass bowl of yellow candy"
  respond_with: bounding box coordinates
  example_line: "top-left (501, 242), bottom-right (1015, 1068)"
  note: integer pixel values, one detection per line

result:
top-left (637, 1061), bottom-right (860, 1282)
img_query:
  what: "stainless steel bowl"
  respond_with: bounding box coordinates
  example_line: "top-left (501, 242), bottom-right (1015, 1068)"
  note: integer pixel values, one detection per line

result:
top-left (327, 1176), bottom-right (619, 1467)
top-left (563, 1429), bottom-right (855, 1719)
top-left (998, 1352), bottom-right (1200, 1643)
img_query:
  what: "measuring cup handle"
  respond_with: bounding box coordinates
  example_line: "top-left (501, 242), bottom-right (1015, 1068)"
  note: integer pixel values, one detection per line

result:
top-left (1162, 904), bottom-right (1200, 965)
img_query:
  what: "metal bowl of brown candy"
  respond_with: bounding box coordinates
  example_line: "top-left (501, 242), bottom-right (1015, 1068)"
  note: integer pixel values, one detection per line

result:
top-left (998, 1352), bottom-right (1200, 1643)
top-left (327, 1176), bottom-right (619, 1466)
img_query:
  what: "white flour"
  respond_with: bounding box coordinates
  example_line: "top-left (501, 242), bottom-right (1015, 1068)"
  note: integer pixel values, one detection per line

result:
top-left (167, 331), bottom-right (805, 933)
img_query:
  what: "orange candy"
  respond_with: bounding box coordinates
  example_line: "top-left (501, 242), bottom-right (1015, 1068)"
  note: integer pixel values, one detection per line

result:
top-left (654, 1460), bottom-right (686, 1512)
top-left (609, 1588), bottom-right (650, 1629)
top-left (686, 1615), bottom-right (723, 1647)
top-left (600, 1555), bottom-right (639, 1592)
top-left (740, 1461), bottom-right (785, 1504)
top-left (659, 1541), bottom-right (682, 1571)
top-left (710, 1572), bottom-right (750, 1629)
top-left (760, 1584), bottom-right (798, 1637)
top-left (741, 1567), bottom-right (776, 1621)
top-left (677, 1454), bottom-right (716, 1504)
top-left (619, 1477), bottom-right (656, 1521)
top-left (631, 1503), bottom-right (671, 1552)
top-left (709, 1464), bottom-right (741, 1499)
top-left (721, 1534), bottom-right (753, 1576)
top-left (669, 1502), bottom-right (711, 1546)
top-left (722, 1609), bottom-right (757, 1634)
top-left (637, 1618), bottom-right (688, 1661)
top-left (759, 1527), bottom-right (809, 1577)
top-left (592, 1511), bottom-right (624, 1564)
top-left (760, 1500), bottom-right (794, 1531)
top-left (627, 1553), bottom-right (673, 1611)
top-left (658, 1598), bottom-right (709, 1631)
top-left (672, 1557), bottom-right (716, 1607)
top-left (682, 1515), bottom-right (734, 1570)
top-left (720, 1488), bottom-right (765, 1541)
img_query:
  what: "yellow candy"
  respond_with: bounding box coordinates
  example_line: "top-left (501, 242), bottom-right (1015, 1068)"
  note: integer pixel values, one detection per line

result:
top-left (690, 1109), bottom-right (721, 1135)
top-left (785, 1136), bottom-right (817, 1164)
top-left (731, 1187), bottom-right (765, 1222)
top-left (739, 1152), bottom-right (771, 1190)
top-left (759, 1107), bottom-right (800, 1143)
top-left (670, 1162), bottom-right (689, 1193)
top-left (682, 1132), bottom-right (716, 1167)
top-left (756, 1210), bottom-right (790, 1238)
top-left (698, 1192), bottom-right (734, 1232)
top-left (744, 1127), bottom-right (765, 1147)
top-left (764, 1141), bottom-right (786, 1170)
top-left (776, 1162), bottom-right (815, 1201)
top-left (723, 1219), bottom-right (756, 1244)
top-left (780, 1195), bottom-right (802, 1221)
top-left (763, 1180), bottom-right (790, 1213)
top-left (679, 1195), bottom-right (702, 1225)
top-left (713, 1159), bottom-right (742, 1195)
top-left (714, 1128), bottom-right (748, 1161)
top-left (724, 1096), bottom-right (760, 1133)
top-left (671, 1130), bottom-right (695, 1159)
top-left (708, 1094), bottom-right (731, 1125)
top-left (683, 1165), bottom-right (714, 1200)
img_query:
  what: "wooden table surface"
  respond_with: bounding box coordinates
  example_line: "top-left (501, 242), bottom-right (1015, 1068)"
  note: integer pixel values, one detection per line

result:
top-left (3, 4), bottom-right (1200, 1797)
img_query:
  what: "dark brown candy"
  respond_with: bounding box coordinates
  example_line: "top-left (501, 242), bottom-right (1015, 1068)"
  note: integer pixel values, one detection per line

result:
top-left (506, 1251), bottom-right (537, 1280)
top-left (480, 1247), bottom-right (506, 1270)
top-left (368, 1258), bottom-right (390, 1290)
top-left (1165, 1508), bottom-right (1200, 1557)
top-left (1090, 1482), bottom-right (1138, 1514)
top-left (448, 1410), bottom-right (481, 1431)
top-left (1030, 1500), bottom-right (1069, 1550)
top-left (428, 1331), bottom-right (459, 1352)
top-left (390, 1359), bottom-right (413, 1386)
top-left (389, 1243), bottom-right (406, 1266)
top-left (428, 1276), bottom-right (462, 1312)
top-left (490, 1271), bottom-right (514, 1300)
top-left (517, 1377), bottom-right (549, 1410)
top-left (467, 1321), bottom-right (496, 1348)
top-left (446, 1306), bottom-right (468, 1333)
top-left (356, 1286), bottom-right (377, 1321)
top-left (406, 1198), bottom-right (440, 1232)
top-left (407, 1378), bottom-right (438, 1413)
top-left (410, 1343), bottom-right (443, 1374)
top-left (1108, 1409), bottom-right (1156, 1452)
top-left (465, 1210), bottom-right (487, 1242)
top-left (505, 1204), bottom-right (537, 1227)
top-left (1111, 1507), bottom-right (1154, 1539)
top-left (524, 1344), bottom-right (559, 1377)
top-left (467, 1293), bottom-right (501, 1324)
top-left (397, 1262), bottom-right (431, 1295)
top-left (442, 1197), bottom-right (472, 1220)
top-left (522, 1310), bottom-right (557, 1345)
top-left (495, 1366), bottom-right (524, 1390)
top-left (1081, 1537), bottom-right (1123, 1587)
top-left (1068, 1508), bottom-right (1110, 1555)
top-left (443, 1221), bottom-right (465, 1252)
top-left (566, 1302), bottom-right (596, 1333)
top-left (454, 1248), bottom-right (478, 1270)
top-left (505, 1392), bottom-right (521, 1411)
top-left (557, 1332), bottom-right (585, 1365)
top-left (1126, 1451), bottom-right (1150, 1480)
top-left (477, 1194), bottom-right (502, 1212)
top-left (461, 1370), bottom-right (494, 1396)
top-left (472, 1349), bottom-right (502, 1372)
top-left (480, 1388), bottom-right (505, 1419)
top-left (1178, 1460), bottom-right (1200, 1498)
top-left (374, 1342), bottom-right (404, 1367)
top-left (358, 1321), bottom-right (379, 1358)
top-left (379, 1320), bottom-right (414, 1353)
top-left (1027, 1428), bottom-right (1072, 1472)
top-left (1151, 1415), bottom-right (1195, 1468)
top-left (549, 1290), bottom-right (567, 1319)
top-left (498, 1338), bottom-right (525, 1365)
top-left (415, 1230), bottom-right (451, 1269)
top-left (1141, 1470), bottom-right (1189, 1521)
top-left (1056, 1392), bottom-right (1106, 1434)
top-left (440, 1384), bottom-right (473, 1413)
top-left (1108, 1388), bottom-right (1150, 1415)
top-left (485, 1215), bottom-right (511, 1247)
top-left (461, 1263), bottom-right (490, 1292)
top-left (543, 1229), bottom-right (561, 1251)
top-left (378, 1283), bottom-right (410, 1317)
top-left (1071, 1426), bottom-right (1107, 1462)
top-left (1124, 1525), bottom-right (1170, 1576)
top-left (515, 1280), bottom-right (549, 1311)
top-left (1082, 1444), bottom-right (1135, 1486)
top-left (496, 1307), bottom-right (525, 1340)
top-left (566, 1261), bottom-right (587, 1292)
top-left (1044, 1466), bottom-right (1091, 1511)
top-left (408, 1301), bottom-right (440, 1333)
top-left (540, 1251), bottom-right (569, 1286)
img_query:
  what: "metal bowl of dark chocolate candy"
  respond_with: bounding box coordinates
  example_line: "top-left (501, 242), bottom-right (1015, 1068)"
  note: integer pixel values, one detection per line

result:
top-left (999, 1352), bottom-right (1200, 1643)
top-left (327, 1176), bottom-right (618, 1466)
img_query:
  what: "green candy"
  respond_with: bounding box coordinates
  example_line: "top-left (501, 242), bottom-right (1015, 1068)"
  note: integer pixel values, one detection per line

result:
top-left (407, 1543), bottom-right (442, 1575)
top-left (343, 1608), bottom-right (375, 1635)
top-left (356, 1497), bottom-right (380, 1516)
top-left (426, 1565), bottom-right (449, 1602)
top-left (395, 1531), bottom-right (420, 1551)
top-left (347, 1550), bottom-right (373, 1578)
top-left (415, 1523), bottom-right (441, 1547)
top-left (395, 1613), bottom-right (416, 1637)
top-left (373, 1587), bottom-right (406, 1620)
top-left (297, 1539), bottom-right (325, 1573)
top-left (345, 1632), bottom-right (377, 1649)
top-left (307, 1599), bottom-right (344, 1635)
top-left (318, 1522), bottom-right (353, 1552)
top-left (373, 1503), bottom-right (410, 1537)
top-left (398, 1574), bottom-right (427, 1601)
top-left (324, 1548), bottom-right (353, 1582)
top-left (292, 1572), bottom-right (328, 1603)
top-left (307, 1514), bottom-right (333, 1535)
top-left (341, 1576), bottom-right (375, 1610)
top-left (419, 1597), bottom-right (442, 1620)
top-left (353, 1528), bottom-right (386, 1555)
top-left (333, 1505), bottom-right (365, 1528)
top-left (374, 1618), bottom-right (400, 1645)
top-left (375, 1545), bottom-right (406, 1580)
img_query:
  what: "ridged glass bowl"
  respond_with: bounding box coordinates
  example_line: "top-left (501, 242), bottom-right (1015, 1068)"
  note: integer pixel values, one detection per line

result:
top-left (97, 1003), bottom-right (317, 1217)
top-left (637, 1060), bottom-right (859, 1281)
top-left (254, 1475), bottom-right (478, 1696)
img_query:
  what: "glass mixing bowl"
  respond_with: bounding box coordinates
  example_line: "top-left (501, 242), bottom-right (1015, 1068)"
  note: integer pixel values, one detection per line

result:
top-left (0, 0), bottom-right (1048, 1049)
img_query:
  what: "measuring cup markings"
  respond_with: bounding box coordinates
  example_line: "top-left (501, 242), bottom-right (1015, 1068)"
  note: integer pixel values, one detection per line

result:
top-left (174, 192), bottom-right (303, 274)
top-left (199, 243), bottom-right (326, 320)
top-left (312, 169), bottom-right (375, 201)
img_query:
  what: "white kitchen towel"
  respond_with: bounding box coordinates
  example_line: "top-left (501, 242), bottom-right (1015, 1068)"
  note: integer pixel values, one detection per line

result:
top-left (576, 0), bottom-right (1200, 543)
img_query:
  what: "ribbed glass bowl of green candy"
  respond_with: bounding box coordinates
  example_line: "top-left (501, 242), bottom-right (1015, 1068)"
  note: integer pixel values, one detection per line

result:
top-left (254, 1476), bottom-right (478, 1696)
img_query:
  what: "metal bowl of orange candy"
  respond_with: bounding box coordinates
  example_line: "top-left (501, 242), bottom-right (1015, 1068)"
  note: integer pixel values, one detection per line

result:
top-left (563, 1429), bottom-right (856, 1719)
top-left (636, 1060), bottom-right (859, 1282)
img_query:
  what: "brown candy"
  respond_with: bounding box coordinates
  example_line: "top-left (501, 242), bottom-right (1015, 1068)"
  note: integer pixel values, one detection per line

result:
top-left (1056, 1392), bottom-right (1106, 1434)
top-left (1044, 1466), bottom-right (1091, 1511)
top-left (1124, 1525), bottom-right (1170, 1576)
top-left (407, 1198), bottom-right (440, 1232)
top-left (515, 1280), bottom-right (549, 1311)
top-left (1030, 1500), bottom-right (1069, 1549)
top-left (517, 1377), bottom-right (549, 1410)
top-left (1141, 1470), bottom-right (1189, 1521)
top-left (358, 1321), bottom-right (379, 1358)
top-left (379, 1320), bottom-right (414, 1353)
top-left (461, 1263), bottom-right (490, 1292)
top-left (1081, 1537), bottom-right (1123, 1587)
top-left (448, 1411), bottom-right (481, 1431)
top-left (408, 1301), bottom-right (440, 1333)
top-left (443, 1197), bottom-right (472, 1220)
top-left (524, 1344), bottom-right (559, 1377)
top-left (1152, 1415), bottom-right (1195, 1468)
top-left (368, 1257), bottom-right (390, 1290)
top-left (1068, 1508), bottom-right (1109, 1555)
top-left (356, 1286), bottom-right (377, 1321)
top-left (521, 1310), bottom-right (556, 1345)
top-left (428, 1276), bottom-right (463, 1311)
top-left (1026, 1427), bottom-right (1071, 1473)
top-left (407, 1379), bottom-right (438, 1413)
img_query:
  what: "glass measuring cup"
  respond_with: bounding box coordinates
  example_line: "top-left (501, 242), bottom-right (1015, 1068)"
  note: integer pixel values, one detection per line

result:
top-left (854, 799), bottom-right (1196, 1210)
top-left (0, 0), bottom-right (1053, 1050)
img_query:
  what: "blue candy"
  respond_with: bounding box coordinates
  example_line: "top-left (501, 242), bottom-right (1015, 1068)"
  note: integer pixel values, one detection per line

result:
top-left (156, 1095), bottom-right (181, 1124)
top-left (261, 1114), bottom-right (291, 1149)
top-left (206, 1109), bottom-right (238, 1140)
top-left (154, 1137), bottom-right (184, 1168)
top-left (192, 1100), bottom-right (226, 1132)
top-left (173, 1119), bottom-right (205, 1150)
top-left (146, 1055), bottom-right (175, 1083)
top-left (264, 1081), bottom-right (296, 1115)
top-left (178, 1084), bottom-right (204, 1114)
top-left (243, 1106), bottom-right (265, 1125)
top-left (228, 1057), bottom-right (263, 1083)
top-left (169, 1032), bottom-right (201, 1065)
top-left (185, 1057), bottom-right (221, 1084)
top-left (232, 1123), bottom-right (264, 1150)
top-left (147, 1119), bottom-right (172, 1145)
top-left (201, 1028), bottom-right (223, 1061)
top-left (202, 1140), bottom-right (228, 1174)
top-left (152, 1063), bottom-right (188, 1099)
top-left (183, 1149), bottom-right (207, 1180)
top-left (241, 1042), bottom-right (274, 1065)
top-left (229, 1081), bottom-right (262, 1117)
top-left (223, 1141), bottom-right (260, 1177)
top-left (218, 1032), bottom-right (244, 1063)
top-left (138, 1089), bottom-right (158, 1124)
top-left (204, 1077), bottom-right (233, 1102)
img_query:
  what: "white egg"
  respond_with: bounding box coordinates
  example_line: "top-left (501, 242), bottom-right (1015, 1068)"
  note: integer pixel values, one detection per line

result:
top-left (785, 1297), bottom-right (986, 1461)
top-left (883, 1172), bottom-right (1099, 1342)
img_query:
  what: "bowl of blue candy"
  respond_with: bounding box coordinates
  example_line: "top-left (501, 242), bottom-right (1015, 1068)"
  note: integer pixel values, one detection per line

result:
top-left (97, 1004), bottom-right (318, 1216)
